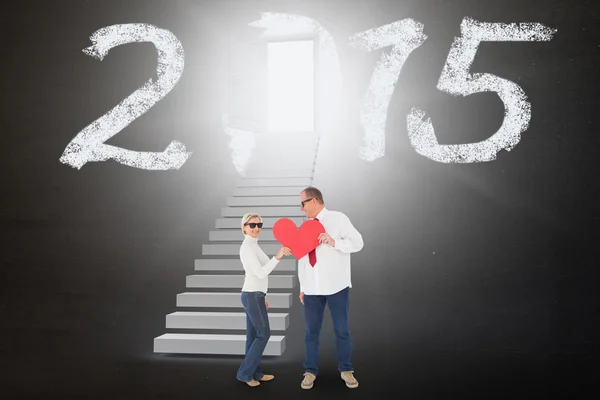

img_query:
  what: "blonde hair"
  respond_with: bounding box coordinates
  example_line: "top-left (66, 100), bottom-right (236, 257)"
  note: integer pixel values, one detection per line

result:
top-left (241, 213), bottom-right (262, 234)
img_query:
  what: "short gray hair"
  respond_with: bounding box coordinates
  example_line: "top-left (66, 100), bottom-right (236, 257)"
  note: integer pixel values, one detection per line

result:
top-left (241, 213), bottom-right (262, 233)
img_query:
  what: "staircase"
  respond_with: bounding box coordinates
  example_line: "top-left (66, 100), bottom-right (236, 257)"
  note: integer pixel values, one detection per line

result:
top-left (154, 133), bottom-right (319, 356)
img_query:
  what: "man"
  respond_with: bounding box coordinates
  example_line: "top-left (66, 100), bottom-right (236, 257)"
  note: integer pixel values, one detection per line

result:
top-left (297, 186), bottom-right (364, 389)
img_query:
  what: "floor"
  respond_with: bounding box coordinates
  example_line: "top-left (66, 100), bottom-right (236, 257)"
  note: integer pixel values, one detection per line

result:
top-left (1, 336), bottom-right (597, 399)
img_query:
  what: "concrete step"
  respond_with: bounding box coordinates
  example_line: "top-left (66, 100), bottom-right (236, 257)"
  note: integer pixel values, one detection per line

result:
top-left (176, 292), bottom-right (293, 308)
top-left (247, 162), bottom-right (314, 171)
top-left (166, 311), bottom-right (289, 330)
top-left (209, 230), bottom-right (247, 241)
top-left (247, 160), bottom-right (315, 169)
top-left (194, 258), bottom-right (296, 271)
top-left (209, 229), bottom-right (277, 241)
top-left (250, 147), bottom-right (315, 156)
top-left (216, 217), bottom-right (304, 228)
top-left (243, 169), bottom-right (313, 178)
top-left (226, 196), bottom-right (299, 207)
top-left (154, 333), bottom-right (286, 355)
top-left (186, 275), bottom-right (296, 289)
top-left (237, 178), bottom-right (311, 187)
top-left (202, 243), bottom-right (280, 256)
top-left (250, 145), bottom-right (316, 153)
top-left (232, 186), bottom-right (306, 196)
top-left (254, 132), bottom-right (319, 144)
top-left (247, 151), bottom-right (315, 162)
top-left (222, 206), bottom-right (304, 217)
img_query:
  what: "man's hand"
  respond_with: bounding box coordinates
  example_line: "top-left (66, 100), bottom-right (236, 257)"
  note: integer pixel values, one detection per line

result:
top-left (265, 299), bottom-right (269, 310)
top-left (299, 292), bottom-right (304, 305)
top-left (318, 232), bottom-right (335, 247)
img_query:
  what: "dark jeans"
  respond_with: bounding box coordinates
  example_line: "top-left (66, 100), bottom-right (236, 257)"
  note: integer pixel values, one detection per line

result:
top-left (303, 286), bottom-right (353, 375)
top-left (236, 291), bottom-right (270, 382)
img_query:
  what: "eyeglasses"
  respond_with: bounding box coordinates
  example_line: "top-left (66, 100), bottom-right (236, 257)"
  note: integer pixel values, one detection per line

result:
top-left (300, 198), bottom-right (314, 207)
top-left (244, 222), bottom-right (263, 229)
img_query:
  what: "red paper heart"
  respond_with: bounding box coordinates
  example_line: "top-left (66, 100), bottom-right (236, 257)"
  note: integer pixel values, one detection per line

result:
top-left (272, 218), bottom-right (325, 260)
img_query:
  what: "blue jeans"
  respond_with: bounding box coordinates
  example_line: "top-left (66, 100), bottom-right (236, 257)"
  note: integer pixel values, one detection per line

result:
top-left (236, 291), bottom-right (270, 382)
top-left (303, 286), bottom-right (353, 375)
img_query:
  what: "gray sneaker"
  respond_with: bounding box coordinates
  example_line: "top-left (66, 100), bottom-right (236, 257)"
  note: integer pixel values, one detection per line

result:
top-left (341, 371), bottom-right (358, 388)
top-left (301, 372), bottom-right (316, 389)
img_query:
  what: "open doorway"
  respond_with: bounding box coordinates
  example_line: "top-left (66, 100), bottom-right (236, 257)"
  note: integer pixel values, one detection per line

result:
top-left (267, 39), bottom-right (315, 133)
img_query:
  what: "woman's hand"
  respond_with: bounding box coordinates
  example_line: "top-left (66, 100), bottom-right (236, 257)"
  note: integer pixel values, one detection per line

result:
top-left (275, 247), bottom-right (292, 260)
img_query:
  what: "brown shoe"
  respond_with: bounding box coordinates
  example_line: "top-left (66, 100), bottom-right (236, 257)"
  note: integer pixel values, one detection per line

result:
top-left (245, 379), bottom-right (260, 387)
top-left (301, 372), bottom-right (316, 389)
top-left (341, 371), bottom-right (358, 388)
top-left (259, 374), bottom-right (274, 381)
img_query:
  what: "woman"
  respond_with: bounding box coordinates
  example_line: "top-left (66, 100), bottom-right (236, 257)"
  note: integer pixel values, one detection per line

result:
top-left (236, 213), bottom-right (291, 387)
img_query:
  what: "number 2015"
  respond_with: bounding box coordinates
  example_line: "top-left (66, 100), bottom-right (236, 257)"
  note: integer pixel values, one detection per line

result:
top-left (58, 13), bottom-right (556, 170)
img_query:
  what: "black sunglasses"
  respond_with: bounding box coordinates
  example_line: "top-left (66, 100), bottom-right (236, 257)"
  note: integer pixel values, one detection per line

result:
top-left (300, 198), bottom-right (314, 207)
top-left (244, 222), bottom-right (263, 229)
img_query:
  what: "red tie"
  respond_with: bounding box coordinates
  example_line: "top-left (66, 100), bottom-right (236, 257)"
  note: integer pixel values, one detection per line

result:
top-left (308, 218), bottom-right (318, 267)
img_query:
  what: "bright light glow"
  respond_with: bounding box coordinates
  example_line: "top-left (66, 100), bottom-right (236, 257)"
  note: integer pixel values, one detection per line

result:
top-left (267, 40), bottom-right (314, 132)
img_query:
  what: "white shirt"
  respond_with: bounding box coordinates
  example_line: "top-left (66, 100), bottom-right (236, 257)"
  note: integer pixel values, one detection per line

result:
top-left (297, 207), bottom-right (364, 295)
top-left (240, 234), bottom-right (280, 293)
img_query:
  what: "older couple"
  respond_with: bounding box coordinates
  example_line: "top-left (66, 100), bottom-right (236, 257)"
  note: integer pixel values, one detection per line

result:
top-left (236, 186), bottom-right (364, 390)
